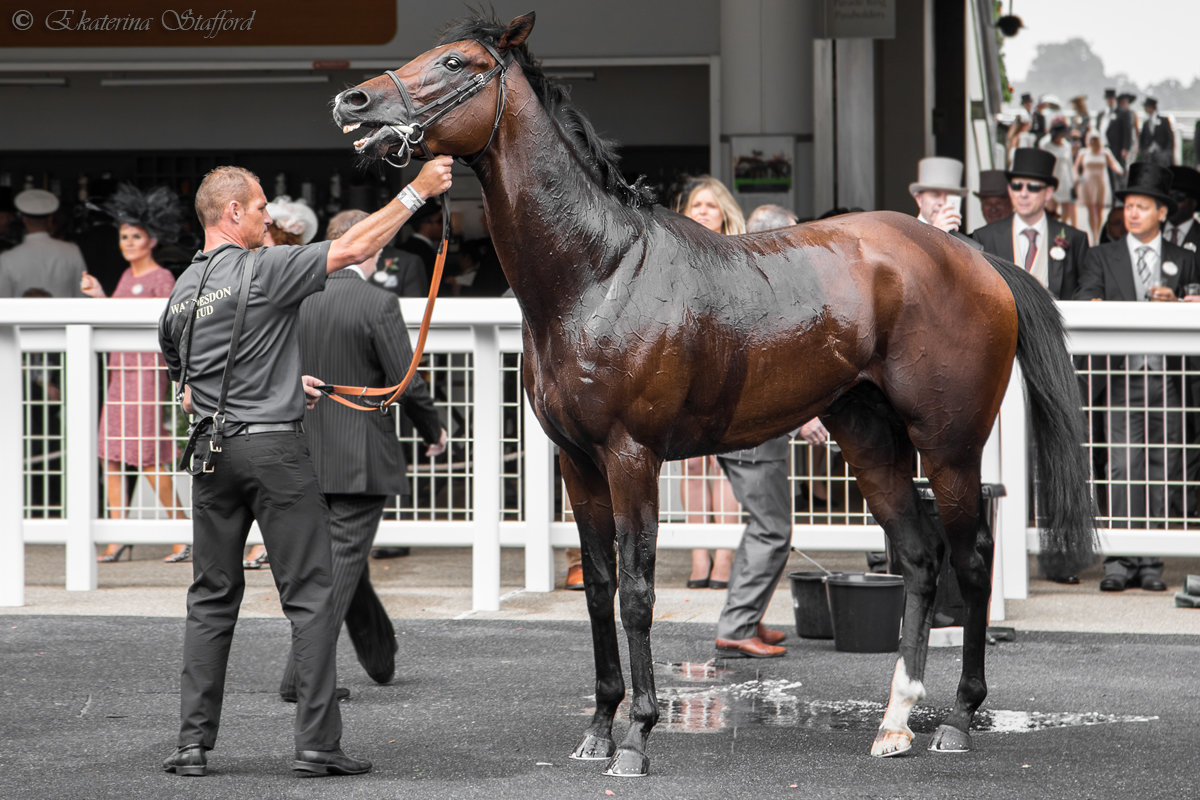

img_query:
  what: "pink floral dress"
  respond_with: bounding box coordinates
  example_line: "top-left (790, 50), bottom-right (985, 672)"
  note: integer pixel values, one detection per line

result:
top-left (96, 266), bottom-right (177, 467)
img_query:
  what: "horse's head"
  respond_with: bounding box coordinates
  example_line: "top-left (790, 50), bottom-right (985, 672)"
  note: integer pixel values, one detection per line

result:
top-left (331, 12), bottom-right (535, 165)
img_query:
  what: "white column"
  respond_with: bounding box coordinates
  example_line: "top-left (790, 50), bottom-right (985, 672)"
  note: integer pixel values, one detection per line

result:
top-left (996, 362), bottom-right (1030, 602)
top-left (522, 395), bottom-right (555, 593)
top-left (471, 324), bottom-right (501, 611)
top-left (64, 324), bottom-right (98, 591)
top-left (0, 325), bottom-right (23, 606)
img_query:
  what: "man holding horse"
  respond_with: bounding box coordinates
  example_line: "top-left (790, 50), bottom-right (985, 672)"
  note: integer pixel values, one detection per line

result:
top-left (158, 155), bottom-right (452, 778)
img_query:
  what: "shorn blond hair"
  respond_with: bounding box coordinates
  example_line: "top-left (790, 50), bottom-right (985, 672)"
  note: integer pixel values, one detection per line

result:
top-left (194, 166), bottom-right (259, 228)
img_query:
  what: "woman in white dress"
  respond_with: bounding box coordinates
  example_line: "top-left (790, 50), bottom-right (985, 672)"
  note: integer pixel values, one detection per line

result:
top-left (1043, 122), bottom-right (1077, 226)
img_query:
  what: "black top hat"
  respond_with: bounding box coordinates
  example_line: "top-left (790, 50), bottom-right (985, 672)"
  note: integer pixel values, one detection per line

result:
top-left (1118, 92), bottom-right (1136, 103)
top-left (1143, 96), bottom-right (1158, 109)
top-left (1169, 166), bottom-right (1200, 202)
top-left (1116, 162), bottom-right (1177, 215)
top-left (1007, 148), bottom-right (1059, 189)
top-left (1020, 92), bottom-right (1033, 104)
top-left (974, 169), bottom-right (1009, 198)
top-left (1104, 88), bottom-right (1116, 98)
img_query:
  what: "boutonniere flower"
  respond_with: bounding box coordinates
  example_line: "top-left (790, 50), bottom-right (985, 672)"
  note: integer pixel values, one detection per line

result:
top-left (1162, 261), bottom-right (1179, 277)
top-left (1049, 229), bottom-right (1068, 260)
top-left (1186, 242), bottom-right (1197, 252)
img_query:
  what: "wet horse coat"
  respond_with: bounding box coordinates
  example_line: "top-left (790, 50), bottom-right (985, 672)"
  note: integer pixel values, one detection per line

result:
top-left (332, 12), bottom-right (1096, 776)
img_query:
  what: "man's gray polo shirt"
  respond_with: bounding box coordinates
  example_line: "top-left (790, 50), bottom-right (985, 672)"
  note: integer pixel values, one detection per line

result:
top-left (159, 241), bottom-right (330, 424)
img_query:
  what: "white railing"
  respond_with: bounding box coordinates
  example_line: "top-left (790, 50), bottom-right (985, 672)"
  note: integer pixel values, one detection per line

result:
top-left (4, 297), bottom-right (1200, 616)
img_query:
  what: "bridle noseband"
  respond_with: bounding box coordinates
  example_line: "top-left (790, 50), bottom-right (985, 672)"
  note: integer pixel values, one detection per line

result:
top-left (382, 39), bottom-right (512, 169)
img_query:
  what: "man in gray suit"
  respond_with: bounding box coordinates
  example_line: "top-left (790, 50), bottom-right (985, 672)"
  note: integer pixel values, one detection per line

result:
top-left (713, 204), bottom-right (828, 658)
top-left (278, 208), bottom-right (447, 699)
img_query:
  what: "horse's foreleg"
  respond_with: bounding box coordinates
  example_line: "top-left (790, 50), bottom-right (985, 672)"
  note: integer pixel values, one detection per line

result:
top-left (820, 388), bottom-right (941, 758)
top-left (605, 448), bottom-right (662, 777)
top-left (928, 483), bottom-right (993, 753)
top-left (559, 451), bottom-right (623, 762)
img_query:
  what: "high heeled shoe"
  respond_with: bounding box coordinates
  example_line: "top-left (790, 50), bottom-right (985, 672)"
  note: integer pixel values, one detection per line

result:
top-left (242, 548), bottom-right (269, 570)
top-left (98, 545), bottom-right (132, 563)
top-left (163, 545), bottom-right (191, 564)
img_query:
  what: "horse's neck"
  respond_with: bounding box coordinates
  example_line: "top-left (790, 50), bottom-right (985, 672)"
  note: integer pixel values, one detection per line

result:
top-left (474, 91), bottom-right (635, 325)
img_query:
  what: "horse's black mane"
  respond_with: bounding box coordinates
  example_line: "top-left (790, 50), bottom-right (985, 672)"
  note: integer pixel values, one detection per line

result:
top-left (439, 15), bottom-right (656, 209)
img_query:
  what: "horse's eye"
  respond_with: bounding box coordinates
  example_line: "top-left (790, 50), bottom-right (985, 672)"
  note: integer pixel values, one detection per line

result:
top-left (445, 56), bottom-right (463, 72)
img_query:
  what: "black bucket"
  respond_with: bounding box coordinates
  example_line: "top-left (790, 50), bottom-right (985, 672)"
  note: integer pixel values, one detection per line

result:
top-left (787, 570), bottom-right (839, 639)
top-left (826, 572), bottom-right (905, 653)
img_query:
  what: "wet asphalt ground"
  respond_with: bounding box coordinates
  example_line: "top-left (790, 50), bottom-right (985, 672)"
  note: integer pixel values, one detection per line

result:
top-left (3, 546), bottom-right (1200, 798)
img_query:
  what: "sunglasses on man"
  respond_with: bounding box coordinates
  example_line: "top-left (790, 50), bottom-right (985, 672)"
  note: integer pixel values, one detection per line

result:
top-left (1009, 180), bottom-right (1047, 193)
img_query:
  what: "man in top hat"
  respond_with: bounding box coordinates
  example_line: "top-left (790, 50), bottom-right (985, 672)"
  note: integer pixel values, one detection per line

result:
top-left (910, 156), bottom-right (968, 234)
top-left (1076, 162), bottom-right (1199, 593)
top-left (1097, 89), bottom-right (1135, 188)
top-left (0, 188), bottom-right (88, 298)
top-left (1138, 97), bottom-right (1174, 168)
top-left (973, 148), bottom-right (1089, 301)
top-left (972, 169), bottom-right (1012, 226)
top-left (1020, 92), bottom-right (1043, 139)
top-left (1165, 166), bottom-right (1200, 252)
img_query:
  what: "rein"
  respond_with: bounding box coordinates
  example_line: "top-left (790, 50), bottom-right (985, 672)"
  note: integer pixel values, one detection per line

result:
top-left (320, 41), bottom-right (509, 413)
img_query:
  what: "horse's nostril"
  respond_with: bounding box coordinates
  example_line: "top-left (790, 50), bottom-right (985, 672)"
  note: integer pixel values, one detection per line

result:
top-left (342, 89), bottom-right (370, 109)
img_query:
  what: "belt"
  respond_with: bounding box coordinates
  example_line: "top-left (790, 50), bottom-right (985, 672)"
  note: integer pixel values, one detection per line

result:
top-left (222, 421), bottom-right (304, 436)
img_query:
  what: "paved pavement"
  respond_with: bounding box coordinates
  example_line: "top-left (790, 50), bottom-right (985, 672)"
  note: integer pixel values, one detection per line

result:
top-left (4, 545), bottom-right (1200, 799)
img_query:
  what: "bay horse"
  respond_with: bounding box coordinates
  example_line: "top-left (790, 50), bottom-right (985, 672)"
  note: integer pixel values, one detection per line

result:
top-left (331, 12), bottom-right (1096, 776)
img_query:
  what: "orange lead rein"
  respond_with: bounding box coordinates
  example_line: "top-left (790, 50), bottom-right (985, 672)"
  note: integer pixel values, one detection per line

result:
top-left (320, 234), bottom-right (448, 412)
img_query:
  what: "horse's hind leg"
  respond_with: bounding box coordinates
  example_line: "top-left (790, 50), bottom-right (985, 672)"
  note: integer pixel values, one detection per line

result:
top-left (922, 463), bottom-right (992, 754)
top-left (820, 385), bottom-right (944, 757)
top-left (559, 449), bottom-right (623, 762)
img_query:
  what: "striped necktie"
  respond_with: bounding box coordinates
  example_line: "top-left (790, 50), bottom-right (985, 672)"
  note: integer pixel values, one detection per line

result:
top-left (1021, 228), bottom-right (1038, 271)
top-left (1136, 245), bottom-right (1153, 294)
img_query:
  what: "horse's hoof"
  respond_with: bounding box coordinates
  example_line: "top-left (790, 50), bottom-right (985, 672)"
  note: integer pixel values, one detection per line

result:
top-left (870, 727), bottom-right (914, 758)
top-left (603, 748), bottom-right (649, 777)
top-left (570, 734), bottom-right (616, 761)
top-left (928, 724), bottom-right (971, 753)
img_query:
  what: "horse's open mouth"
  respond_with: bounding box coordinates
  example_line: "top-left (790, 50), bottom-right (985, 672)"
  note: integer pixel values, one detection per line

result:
top-left (341, 121), bottom-right (402, 159)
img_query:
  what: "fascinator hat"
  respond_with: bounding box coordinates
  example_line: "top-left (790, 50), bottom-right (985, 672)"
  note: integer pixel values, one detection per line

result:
top-left (104, 183), bottom-right (184, 242)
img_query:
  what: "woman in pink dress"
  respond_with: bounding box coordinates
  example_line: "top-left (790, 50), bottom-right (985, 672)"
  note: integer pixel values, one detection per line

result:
top-left (82, 185), bottom-right (190, 563)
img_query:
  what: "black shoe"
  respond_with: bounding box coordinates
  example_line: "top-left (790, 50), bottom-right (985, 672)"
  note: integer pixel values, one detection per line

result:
top-left (293, 748), bottom-right (372, 776)
top-left (162, 743), bottom-right (207, 776)
top-left (281, 686), bottom-right (351, 703)
top-left (370, 547), bottom-right (411, 559)
top-left (1099, 575), bottom-right (1129, 592)
top-left (1139, 574), bottom-right (1167, 592)
top-left (1047, 574), bottom-right (1080, 585)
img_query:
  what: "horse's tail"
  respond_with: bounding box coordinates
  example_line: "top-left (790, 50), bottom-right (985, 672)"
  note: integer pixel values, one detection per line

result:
top-left (983, 250), bottom-right (1099, 576)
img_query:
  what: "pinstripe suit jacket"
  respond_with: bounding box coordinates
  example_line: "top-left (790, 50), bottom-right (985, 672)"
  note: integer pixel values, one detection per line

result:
top-left (299, 269), bottom-right (442, 496)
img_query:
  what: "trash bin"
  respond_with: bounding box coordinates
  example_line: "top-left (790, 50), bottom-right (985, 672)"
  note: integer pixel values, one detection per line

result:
top-left (825, 573), bottom-right (905, 652)
top-left (787, 571), bottom-right (840, 639)
top-left (912, 481), bottom-right (1006, 627)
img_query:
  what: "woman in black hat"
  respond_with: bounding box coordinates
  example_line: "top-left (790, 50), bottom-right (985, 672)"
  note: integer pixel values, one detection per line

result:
top-left (81, 185), bottom-right (192, 563)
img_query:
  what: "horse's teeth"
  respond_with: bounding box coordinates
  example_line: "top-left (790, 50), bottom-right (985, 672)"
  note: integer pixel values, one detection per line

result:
top-left (343, 123), bottom-right (361, 134)
top-left (353, 137), bottom-right (367, 150)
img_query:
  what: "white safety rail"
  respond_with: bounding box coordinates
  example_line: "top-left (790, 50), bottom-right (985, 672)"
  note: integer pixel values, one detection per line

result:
top-left (4, 297), bottom-right (1200, 614)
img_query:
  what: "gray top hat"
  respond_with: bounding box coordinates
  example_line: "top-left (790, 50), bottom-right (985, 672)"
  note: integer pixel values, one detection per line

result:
top-left (909, 157), bottom-right (967, 197)
top-left (14, 189), bottom-right (60, 217)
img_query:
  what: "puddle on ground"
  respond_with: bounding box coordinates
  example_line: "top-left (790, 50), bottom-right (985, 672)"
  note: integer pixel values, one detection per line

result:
top-left (594, 661), bottom-right (1158, 735)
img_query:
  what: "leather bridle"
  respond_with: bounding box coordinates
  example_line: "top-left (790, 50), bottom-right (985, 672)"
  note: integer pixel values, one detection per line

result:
top-left (319, 40), bottom-right (511, 414)
top-left (381, 39), bottom-right (512, 170)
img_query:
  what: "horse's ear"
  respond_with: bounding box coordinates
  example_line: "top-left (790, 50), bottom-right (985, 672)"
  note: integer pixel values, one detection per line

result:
top-left (498, 12), bottom-right (535, 52)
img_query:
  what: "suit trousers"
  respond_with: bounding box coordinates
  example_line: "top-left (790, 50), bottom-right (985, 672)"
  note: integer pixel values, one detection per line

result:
top-left (714, 456), bottom-right (793, 641)
top-left (178, 431), bottom-right (342, 752)
top-left (1104, 371), bottom-right (1182, 579)
top-left (279, 493), bottom-right (395, 697)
